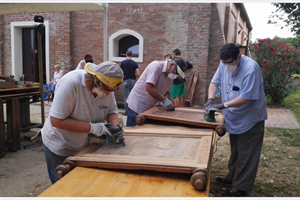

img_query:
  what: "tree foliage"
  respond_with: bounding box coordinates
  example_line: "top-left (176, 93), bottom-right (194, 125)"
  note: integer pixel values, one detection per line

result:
top-left (269, 3), bottom-right (300, 35)
top-left (250, 39), bottom-right (299, 104)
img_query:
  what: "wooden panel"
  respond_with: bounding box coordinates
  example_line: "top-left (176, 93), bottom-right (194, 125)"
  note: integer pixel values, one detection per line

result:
top-left (6, 98), bottom-right (20, 152)
top-left (183, 73), bottom-right (194, 106)
top-left (39, 166), bottom-right (209, 197)
top-left (66, 125), bottom-right (213, 174)
top-left (124, 124), bottom-right (212, 137)
top-left (137, 106), bottom-right (224, 128)
top-left (187, 73), bottom-right (199, 106)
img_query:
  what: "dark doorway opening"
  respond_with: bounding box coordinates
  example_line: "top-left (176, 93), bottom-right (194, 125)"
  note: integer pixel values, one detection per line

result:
top-left (22, 27), bottom-right (46, 83)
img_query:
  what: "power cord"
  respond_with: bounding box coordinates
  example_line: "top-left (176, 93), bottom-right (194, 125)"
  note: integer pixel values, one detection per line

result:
top-left (213, 136), bottom-right (222, 154)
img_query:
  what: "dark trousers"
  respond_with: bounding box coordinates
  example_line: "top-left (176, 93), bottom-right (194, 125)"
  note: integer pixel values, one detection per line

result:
top-left (43, 144), bottom-right (67, 184)
top-left (123, 79), bottom-right (136, 115)
top-left (225, 121), bottom-right (265, 193)
top-left (126, 107), bottom-right (139, 127)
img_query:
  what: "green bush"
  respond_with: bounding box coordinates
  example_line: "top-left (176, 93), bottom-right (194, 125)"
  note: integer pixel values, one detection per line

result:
top-left (250, 39), bottom-right (299, 104)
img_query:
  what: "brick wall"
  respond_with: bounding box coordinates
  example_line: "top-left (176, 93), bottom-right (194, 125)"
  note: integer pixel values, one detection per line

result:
top-left (207, 3), bottom-right (226, 105)
top-left (109, 3), bottom-right (213, 106)
top-left (0, 3), bottom-right (248, 107)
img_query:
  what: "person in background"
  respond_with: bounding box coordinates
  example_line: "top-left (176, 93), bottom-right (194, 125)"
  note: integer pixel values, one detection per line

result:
top-left (76, 54), bottom-right (93, 70)
top-left (120, 50), bottom-right (140, 116)
top-left (170, 48), bottom-right (193, 106)
top-left (126, 57), bottom-right (189, 126)
top-left (47, 64), bottom-right (64, 100)
top-left (204, 43), bottom-right (267, 197)
top-left (41, 61), bottom-right (124, 184)
top-left (164, 54), bottom-right (172, 61)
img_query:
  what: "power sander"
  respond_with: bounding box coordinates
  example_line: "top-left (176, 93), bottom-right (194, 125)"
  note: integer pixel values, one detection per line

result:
top-left (203, 105), bottom-right (221, 122)
top-left (88, 124), bottom-right (125, 147)
top-left (104, 124), bottom-right (125, 147)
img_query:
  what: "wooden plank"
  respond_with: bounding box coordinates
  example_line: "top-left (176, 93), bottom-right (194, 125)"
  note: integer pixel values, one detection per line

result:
top-left (185, 73), bottom-right (198, 107)
top-left (196, 136), bottom-right (212, 165)
top-left (0, 91), bottom-right (44, 99)
top-left (39, 166), bottom-right (209, 197)
top-left (124, 124), bottom-right (213, 137)
top-left (138, 106), bottom-right (224, 128)
top-left (0, 85), bottom-right (39, 92)
top-left (6, 98), bottom-right (20, 151)
top-left (182, 73), bottom-right (194, 106)
top-left (0, 99), bottom-right (5, 158)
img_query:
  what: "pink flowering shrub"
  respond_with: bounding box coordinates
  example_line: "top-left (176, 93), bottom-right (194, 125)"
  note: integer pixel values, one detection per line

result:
top-left (250, 39), bottom-right (299, 104)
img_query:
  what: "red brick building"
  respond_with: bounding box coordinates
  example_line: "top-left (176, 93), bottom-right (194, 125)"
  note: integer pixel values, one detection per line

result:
top-left (0, 3), bottom-right (252, 106)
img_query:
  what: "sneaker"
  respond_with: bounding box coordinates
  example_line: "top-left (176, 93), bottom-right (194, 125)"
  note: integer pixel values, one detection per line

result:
top-left (225, 188), bottom-right (247, 197)
top-left (216, 177), bottom-right (232, 186)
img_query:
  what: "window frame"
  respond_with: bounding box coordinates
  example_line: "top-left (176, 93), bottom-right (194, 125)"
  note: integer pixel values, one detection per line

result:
top-left (109, 29), bottom-right (144, 63)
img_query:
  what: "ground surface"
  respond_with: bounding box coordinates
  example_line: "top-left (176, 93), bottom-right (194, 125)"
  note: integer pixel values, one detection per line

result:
top-left (0, 104), bottom-right (299, 197)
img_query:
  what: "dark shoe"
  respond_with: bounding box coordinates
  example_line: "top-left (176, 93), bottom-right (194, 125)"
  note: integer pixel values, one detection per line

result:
top-left (216, 177), bottom-right (232, 186)
top-left (225, 188), bottom-right (247, 197)
top-left (122, 112), bottom-right (127, 116)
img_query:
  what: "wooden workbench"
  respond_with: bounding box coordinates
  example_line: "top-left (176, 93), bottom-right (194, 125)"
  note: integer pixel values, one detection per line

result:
top-left (0, 85), bottom-right (46, 157)
top-left (39, 166), bottom-right (211, 197)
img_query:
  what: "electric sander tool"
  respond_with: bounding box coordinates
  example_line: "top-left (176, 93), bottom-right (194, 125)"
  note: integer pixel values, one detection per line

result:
top-left (104, 124), bottom-right (125, 147)
top-left (203, 105), bottom-right (221, 122)
top-left (88, 124), bottom-right (125, 147)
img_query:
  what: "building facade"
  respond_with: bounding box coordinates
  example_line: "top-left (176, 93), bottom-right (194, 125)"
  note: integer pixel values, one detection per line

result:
top-left (0, 3), bottom-right (252, 106)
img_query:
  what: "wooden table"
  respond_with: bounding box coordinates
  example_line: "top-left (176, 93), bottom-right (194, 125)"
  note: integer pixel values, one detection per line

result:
top-left (0, 86), bottom-right (46, 157)
top-left (38, 166), bottom-right (210, 197)
top-left (39, 124), bottom-right (217, 197)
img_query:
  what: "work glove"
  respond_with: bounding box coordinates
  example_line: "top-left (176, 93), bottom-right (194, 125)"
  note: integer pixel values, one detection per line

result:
top-left (89, 122), bottom-right (111, 137)
top-left (205, 103), bottom-right (225, 112)
top-left (203, 98), bottom-right (214, 111)
top-left (162, 98), bottom-right (175, 111)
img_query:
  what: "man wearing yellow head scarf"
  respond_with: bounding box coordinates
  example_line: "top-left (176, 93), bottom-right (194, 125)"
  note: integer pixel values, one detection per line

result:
top-left (41, 61), bottom-right (124, 184)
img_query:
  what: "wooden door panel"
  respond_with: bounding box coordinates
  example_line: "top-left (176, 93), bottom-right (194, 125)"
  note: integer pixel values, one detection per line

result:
top-left (136, 106), bottom-right (224, 129)
top-left (60, 125), bottom-right (213, 173)
top-left (56, 125), bottom-right (216, 190)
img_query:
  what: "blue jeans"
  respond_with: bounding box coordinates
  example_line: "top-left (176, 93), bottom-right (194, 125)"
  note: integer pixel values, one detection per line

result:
top-left (43, 144), bottom-right (67, 184)
top-left (48, 83), bottom-right (55, 91)
top-left (126, 107), bottom-right (139, 126)
top-left (123, 79), bottom-right (136, 115)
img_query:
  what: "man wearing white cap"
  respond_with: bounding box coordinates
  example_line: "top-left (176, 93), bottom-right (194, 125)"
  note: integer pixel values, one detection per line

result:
top-left (126, 57), bottom-right (188, 126)
top-left (41, 61), bottom-right (124, 184)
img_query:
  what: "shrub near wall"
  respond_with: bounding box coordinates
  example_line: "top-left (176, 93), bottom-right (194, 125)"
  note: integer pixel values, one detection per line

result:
top-left (250, 39), bottom-right (300, 104)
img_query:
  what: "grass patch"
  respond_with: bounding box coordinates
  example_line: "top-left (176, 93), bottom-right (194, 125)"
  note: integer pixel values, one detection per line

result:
top-left (254, 181), bottom-right (299, 197)
top-left (282, 90), bottom-right (300, 124)
top-left (265, 127), bottom-right (300, 147)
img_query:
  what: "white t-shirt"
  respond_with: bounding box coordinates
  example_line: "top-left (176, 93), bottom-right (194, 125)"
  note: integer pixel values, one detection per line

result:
top-left (53, 69), bottom-right (64, 83)
top-left (41, 70), bottom-right (118, 156)
top-left (76, 60), bottom-right (85, 70)
top-left (127, 61), bottom-right (172, 114)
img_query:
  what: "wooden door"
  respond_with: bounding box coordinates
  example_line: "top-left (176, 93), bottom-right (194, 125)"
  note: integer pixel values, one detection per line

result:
top-left (22, 28), bottom-right (35, 82)
top-left (22, 28), bottom-right (46, 83)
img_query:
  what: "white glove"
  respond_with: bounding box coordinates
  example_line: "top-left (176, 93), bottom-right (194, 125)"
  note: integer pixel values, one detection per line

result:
top-left (89, 122), bottom-right (111, 137)
top-left (162, 98), bottom-right (175, 111)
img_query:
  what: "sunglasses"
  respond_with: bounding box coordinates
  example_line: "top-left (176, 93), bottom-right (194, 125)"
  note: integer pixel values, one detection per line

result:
top-left (100, 82), bottom-right (119, 92)
top-left (220, 59), bottom-right (237, 64)
top-left (94, 78), bottom-right (119, 92)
